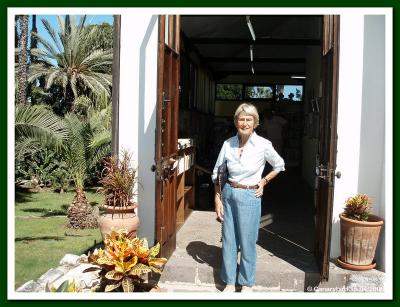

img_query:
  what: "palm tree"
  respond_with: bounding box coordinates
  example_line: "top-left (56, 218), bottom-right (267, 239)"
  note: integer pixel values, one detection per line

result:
top-left (16, 15), bottom-right (29, 105)
top-left (28, 15), bottom-right (113, 112)
top-left (63, 101), bottom-right (111, 229)
top-left (15, 104), bottom-right (68, 159)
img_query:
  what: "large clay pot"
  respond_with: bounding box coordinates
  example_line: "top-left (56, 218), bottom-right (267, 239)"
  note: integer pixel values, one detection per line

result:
top-left (338, 213), bottom-right (383, 270)
top-left (98, 205), bottom-right (140, 240)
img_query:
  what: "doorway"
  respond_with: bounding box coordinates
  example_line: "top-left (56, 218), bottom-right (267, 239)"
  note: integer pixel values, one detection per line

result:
top-left (157, 14), bottom-right (339, 280)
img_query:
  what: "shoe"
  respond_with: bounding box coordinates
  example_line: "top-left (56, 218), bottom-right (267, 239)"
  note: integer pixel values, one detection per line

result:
top-left (241, 286), bottom-right (253, 293)
top-left (222, 285), bottom-right (236, 292)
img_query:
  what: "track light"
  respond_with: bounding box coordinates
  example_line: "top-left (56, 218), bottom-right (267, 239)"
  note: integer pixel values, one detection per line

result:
top-left (290, 75), bottom-right (306, 79)
top-left (246, 16), bottom-right (256, 41)
top-left (251, 63), bottom-right (255, 75)
top-left (250, 44), bottom-right (254, 62)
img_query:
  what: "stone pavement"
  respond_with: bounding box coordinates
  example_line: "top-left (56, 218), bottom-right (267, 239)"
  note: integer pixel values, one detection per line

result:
top-left (16, 210), bottom-right (386, 294)
top-left (155, 211), bottom-right (386, 293)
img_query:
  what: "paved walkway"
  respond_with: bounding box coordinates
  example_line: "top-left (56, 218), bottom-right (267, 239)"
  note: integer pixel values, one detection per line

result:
top-left (156, 211), bottom-right (385, 293)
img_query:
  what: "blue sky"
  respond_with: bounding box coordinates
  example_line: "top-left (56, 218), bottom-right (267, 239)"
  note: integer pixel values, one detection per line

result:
top-left (30, 15), bottom-right (113, 35)
top-left (25, 15), bottom-right (112, 47)
top-left (23, 15), bottom-right (113, 64)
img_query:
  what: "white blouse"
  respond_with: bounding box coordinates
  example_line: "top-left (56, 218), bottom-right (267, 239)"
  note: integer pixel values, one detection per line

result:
top-left (211, 132), bottom-right (285, 186)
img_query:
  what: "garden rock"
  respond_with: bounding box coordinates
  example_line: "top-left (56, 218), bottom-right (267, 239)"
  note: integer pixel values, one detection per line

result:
top-left (59, 253), bottom-right (87, 266)
top-left (16, 253), bottom-right (100, 292)
top-left (37, 268), bottom-right (65, 285)
top-left (16, 280), bottom-right (43, 292)
top-left (51, 263), bottom-right (100, 290)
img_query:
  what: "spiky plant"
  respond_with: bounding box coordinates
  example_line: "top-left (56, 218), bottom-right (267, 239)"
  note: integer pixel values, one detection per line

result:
top-left (343, 194), bottom-right (372, 221)
top-left (98, 150), bottom-right (137, 212)
top-left (28, 15), bottom-right (113, 111)
top-left (85, 229), bottom-right (167, 292)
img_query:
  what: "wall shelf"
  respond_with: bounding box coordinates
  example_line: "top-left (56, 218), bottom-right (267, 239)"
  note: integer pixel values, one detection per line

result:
top-left (176, 143), bottom-right (196, 229)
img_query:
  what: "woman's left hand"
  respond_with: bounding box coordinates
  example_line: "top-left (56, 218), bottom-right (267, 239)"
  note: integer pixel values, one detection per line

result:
top-left (255, 179), bottom-right (266, 198)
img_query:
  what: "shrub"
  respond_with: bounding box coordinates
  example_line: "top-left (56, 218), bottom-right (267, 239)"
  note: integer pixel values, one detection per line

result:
top-left (84, 229), bottom-right (167, 292)
top-left (343, 194), bottom-right (372, 221)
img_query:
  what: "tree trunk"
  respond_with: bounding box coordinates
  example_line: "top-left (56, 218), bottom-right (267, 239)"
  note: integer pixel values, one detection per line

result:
top-left (67, 189), bottom-right (98, 229)
top-left (16, 15), bottom-right (29, 105)
top-left (15, 15), bottom-right (19, 62)
top-left (29, 15), bottom-right (37, 103)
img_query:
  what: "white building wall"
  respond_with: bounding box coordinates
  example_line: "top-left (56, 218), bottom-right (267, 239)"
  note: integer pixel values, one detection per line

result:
top-left (358, 15), bottom-right (386, 270)
top-left (331, 14), bottom-right (365, 258)
top-left (332, 14), bottom-right (387, 270)
top-left (119, 14), bottom-right (159, 243)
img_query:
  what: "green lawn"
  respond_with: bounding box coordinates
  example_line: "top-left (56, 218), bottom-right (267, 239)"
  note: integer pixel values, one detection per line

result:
top-left (15, 188), bottom-right (104, 289)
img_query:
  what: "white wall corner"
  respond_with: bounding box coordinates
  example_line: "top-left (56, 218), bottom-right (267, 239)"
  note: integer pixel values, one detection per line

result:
top-left (330, 13), bottom-right (365, 258)
top-left (118, 14), bottom-right (159, 244)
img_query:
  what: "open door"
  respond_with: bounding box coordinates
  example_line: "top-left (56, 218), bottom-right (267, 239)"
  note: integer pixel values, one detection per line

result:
top-left (315, 15), bottom-right (340, 281)
top-left (155, 15), bottom-right (180, 258)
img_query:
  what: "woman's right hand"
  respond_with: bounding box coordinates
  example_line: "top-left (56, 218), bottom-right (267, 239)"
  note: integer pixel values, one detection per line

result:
top-left (215, 194), bottom-right (224, 222)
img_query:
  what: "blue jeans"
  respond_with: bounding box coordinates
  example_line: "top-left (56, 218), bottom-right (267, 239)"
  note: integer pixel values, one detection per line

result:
top-left (220, 183), bottom-right (261, 286)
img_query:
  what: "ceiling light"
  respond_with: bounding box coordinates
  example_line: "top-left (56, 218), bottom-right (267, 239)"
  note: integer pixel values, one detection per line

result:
top-left (250, 45), bottom-right (254, 62)
top-left (290, 75), bottom-right (306, 79)
top-left (246, 16), bottom-right (256, 41)
top-left (251, 63), bottom-right (255, 75)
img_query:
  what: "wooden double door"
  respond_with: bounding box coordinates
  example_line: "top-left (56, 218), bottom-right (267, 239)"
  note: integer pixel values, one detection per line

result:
top-left (154, 14), bottom-right (340, 281)
top-left (155, 15), bottom-right (180, 258)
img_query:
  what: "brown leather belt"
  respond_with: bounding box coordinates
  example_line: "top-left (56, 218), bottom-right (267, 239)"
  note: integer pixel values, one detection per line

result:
top-left (229, 180), bottom-right (259, 190)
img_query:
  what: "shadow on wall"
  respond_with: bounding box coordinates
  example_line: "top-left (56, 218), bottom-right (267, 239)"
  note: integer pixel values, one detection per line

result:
top-left (137, 15), bottom-right (158, 242)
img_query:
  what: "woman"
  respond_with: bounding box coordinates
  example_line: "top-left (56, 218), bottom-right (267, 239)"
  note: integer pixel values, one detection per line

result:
top-left (212, 103), bottom-right (285, 293)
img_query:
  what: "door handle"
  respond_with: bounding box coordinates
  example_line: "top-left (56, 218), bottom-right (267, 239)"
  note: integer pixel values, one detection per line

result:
top-left (316, 164), bottom-right (328, 178)
top-left (335, 171), bottom-right (341, 179)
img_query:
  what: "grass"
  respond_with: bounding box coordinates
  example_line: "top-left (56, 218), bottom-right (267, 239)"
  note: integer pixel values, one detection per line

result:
top-left (14, 188), bottom-right (104, 289)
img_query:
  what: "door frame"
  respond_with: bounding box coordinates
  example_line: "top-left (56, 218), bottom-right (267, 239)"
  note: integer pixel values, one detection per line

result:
top-left (315, 15), bottom-right (340, 281)
top-left (155, 15), bottom-right (181, 258)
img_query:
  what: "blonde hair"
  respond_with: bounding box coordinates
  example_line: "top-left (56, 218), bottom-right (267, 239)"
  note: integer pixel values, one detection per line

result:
top-left (234, 103), bottom-right (259, 128)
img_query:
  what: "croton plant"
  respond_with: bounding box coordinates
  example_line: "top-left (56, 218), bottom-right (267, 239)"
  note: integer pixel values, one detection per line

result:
top-left (84, 228), bottom-right (167, 292)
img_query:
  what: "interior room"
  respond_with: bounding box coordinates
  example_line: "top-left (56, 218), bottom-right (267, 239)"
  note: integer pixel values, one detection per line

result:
top-left (177, 15), bottom-right (323, 260)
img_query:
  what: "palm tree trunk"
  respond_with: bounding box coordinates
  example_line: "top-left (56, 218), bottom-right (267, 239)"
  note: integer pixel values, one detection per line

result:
top-left (67, 188), bottom-right (98, 229)
top-left (16, 15), bottom-right (29, 105)
top-left (15, 15), bottom-right (19, 62)
top-left (29, 15), bottom-right (37, 103)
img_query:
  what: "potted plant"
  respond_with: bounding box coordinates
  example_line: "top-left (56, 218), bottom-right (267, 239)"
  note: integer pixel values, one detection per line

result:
top-left (84, 228), bottom-right (167, 292)
top-left (337, 194), bottom-right (384, 270)
top-left (98, 150), bottom-right (140, 240)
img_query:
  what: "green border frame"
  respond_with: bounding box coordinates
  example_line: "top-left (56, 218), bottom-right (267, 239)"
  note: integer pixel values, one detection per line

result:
top-left (2, 0), bottom-right (397, 305)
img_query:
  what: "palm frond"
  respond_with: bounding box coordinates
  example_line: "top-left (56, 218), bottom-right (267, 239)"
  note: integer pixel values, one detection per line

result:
top-left (31, 31), bottom-right (59, 60)
top-left (15, 104), bottom-right (68, 155)
top-left (40, 18), bottom-right (63, 53)
top-left (46, 69), bottom-right (62, 89)
top-left (63, 113), bottom-right (89, 188)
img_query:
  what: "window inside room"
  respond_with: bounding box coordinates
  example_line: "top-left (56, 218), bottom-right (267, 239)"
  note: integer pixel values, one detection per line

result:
top-left (244, 85), bottom-right (274, 99)
top-left (276, 85), bottom-right (304, 102)
top-left (216, 84), bottom-right (243, 100)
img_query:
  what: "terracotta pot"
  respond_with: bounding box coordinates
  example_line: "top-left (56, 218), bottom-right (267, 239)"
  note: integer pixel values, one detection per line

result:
top-left (103, 204), bottom-right (137, 214)
top-left (338, 213), bottom-right (383, 269)
top-left (98, 205), bottom-right (140, 240)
